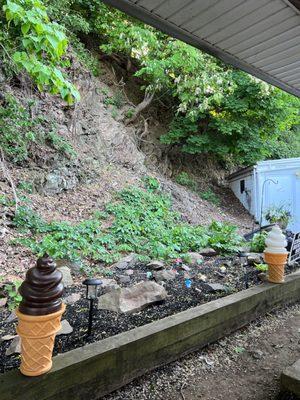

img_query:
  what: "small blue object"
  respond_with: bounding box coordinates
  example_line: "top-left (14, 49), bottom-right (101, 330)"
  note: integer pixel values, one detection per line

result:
top-left (185, 279), bottom-right (192, 288)
top-left (146, 271), bottom-right (152, 279)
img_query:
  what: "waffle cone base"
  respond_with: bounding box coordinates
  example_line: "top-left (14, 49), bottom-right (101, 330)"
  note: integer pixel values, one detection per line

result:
top-left (16, 304), bottom-right (65, 377)
top-left (264, 252), bottom-right (288, 284)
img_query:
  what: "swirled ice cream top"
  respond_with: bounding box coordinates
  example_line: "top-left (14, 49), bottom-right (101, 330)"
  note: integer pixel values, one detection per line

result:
top-left (264, 225), bottom-right (287, 254)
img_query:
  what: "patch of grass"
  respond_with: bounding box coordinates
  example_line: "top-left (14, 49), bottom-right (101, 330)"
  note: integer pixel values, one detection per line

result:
top-left (12, 183), bottom-right (244, 266)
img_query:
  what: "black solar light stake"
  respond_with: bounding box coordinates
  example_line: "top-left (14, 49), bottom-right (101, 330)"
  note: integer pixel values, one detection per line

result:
top-left (238, 251), bottom-right (249, 289)
top-left (83, 278), bottom-right (102, 336)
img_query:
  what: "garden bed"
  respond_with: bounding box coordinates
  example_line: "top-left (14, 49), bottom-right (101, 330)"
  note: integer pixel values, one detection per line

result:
top-left (1, 271), bottom-right (300, 400)
top-left (0, 255), bottom-right (298, 374)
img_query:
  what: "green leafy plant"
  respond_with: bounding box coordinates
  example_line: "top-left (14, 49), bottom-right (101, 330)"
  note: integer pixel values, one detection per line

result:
top-left (250, 232), bottom-right (268, 253)
top-left (2, 0), bottom-right (80, 104)
top-left (4, 281), bottom-right (22, 311)
top-left (264, 206), bottom-right (291, 228)
top-left (200, 189), bottom-right (220, 206)
top-left (142, 176), bottom-right (160, 191)
top-left (175, 172), bottom-right (197, 191)
top-left (12, 183), bottom-right (244, 265)
top-left (254, 263), bottom-right (268, 272)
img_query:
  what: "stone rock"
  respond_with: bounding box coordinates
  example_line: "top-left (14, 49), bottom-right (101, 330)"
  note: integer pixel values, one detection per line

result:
top-left (153, 269), bottom-right (177, 282)
top-left (202, 282), bottom-right (227, 292)
top-left (42, 167), bottom-right (79, 195)
top-left (117, 275), bottom-right (131, 284)
top-left (186, 252), bottom-right (204, 266)
top-left (247, 253), bottom-right (263, 265)
top-left (56, 259), bottom-right (82, 275)
top-left (64, 293), bottom-right (81, 305)
top-left (125, 269), bottom-right (134, 276)
top-left (57, 320), bottom-right (73, 336)
top-left (219, 266), bottom-right (227, 274)
top-left (1, 334), bottom-right (18, 342)
top-left (5, 310), bottom-right (17, 323)
top-left (5, 336), bottom-right (21, 356)
top-left (57, 266), bottom-right (74, 287)
top-left (181, 264), bottom-right (191, 272)
top-left (251, 349), bottom-right (264, 360)
top-left (198, 274), bottom-right (207, 282)
top-left (147, 260), bottom-right (165, 271)
top-left (0, 297), bottom-right (7, 307)
top-left (98, 281), bottom-right (167, 313)
top-left (101, 278), bottom-right (120, 293)
top-left (112, 253), bottom-right (139, 270)
top-left (199, 248), bottom-right (218, 257)
top-left (258, 272), bottom-right (268, 282)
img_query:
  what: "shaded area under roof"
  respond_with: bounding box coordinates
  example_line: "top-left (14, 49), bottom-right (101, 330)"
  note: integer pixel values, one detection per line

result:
top-left (102, 0), bottom-right (300, 98)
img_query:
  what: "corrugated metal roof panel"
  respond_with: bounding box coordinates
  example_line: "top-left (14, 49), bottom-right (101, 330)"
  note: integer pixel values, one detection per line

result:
top-left (102, 0), bottom-right (300, 97)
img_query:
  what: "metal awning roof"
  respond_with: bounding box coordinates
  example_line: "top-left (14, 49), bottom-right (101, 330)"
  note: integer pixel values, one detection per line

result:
top-left (102, 0), bottom-right (300, 97)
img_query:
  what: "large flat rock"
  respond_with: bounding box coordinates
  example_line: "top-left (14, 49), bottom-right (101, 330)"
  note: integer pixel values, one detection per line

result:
top-left (281, 359), bottom-right (300, 396)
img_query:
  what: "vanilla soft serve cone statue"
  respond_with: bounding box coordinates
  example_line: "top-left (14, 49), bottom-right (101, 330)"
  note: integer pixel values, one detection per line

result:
top-left (16, 254), bottom-right (65, 376)
top-left (264, 225), bottom-right (288, 284)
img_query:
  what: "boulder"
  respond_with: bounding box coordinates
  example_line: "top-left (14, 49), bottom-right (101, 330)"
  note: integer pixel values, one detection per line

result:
top-left (147, 260), bottom-right (165, 271)
top-left (101, 278), bottom-right (120, 293)
top-left (112, 253), bottom-right (139, 270)
top-left (98, 281), bottom-right (167, 313)
top-left (0, 297), bottom-right (7, 307)
top-left (186, 252), bottom-right (204, 266)
top-left (247, 253), bottom-right (263, 265)
top-left (57, 266), bottom-right (74, 287)
top-left (64, 293), bottom-right (81, 305)
top-left (117, 275), bottom-right (131, 284)
top-left (42, 167), bottom-right (79, 195)
top-left (202, 282), bottom-right (227, 293)
top-left (5, 336), bottom-right (21, 356)
top-left (153, 269), bottom-right (177, 282)
top-left (57, 320), bottom-right (73, 335)
top-left (199, 248), bottom-right (218, 257)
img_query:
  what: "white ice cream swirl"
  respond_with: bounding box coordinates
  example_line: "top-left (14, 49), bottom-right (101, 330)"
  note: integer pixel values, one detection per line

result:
top-left (264, 225), bottom-right (287, 254)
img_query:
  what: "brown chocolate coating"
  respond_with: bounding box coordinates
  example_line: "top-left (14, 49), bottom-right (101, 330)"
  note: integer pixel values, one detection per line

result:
top-left (18, 254), bottom-right (64, 316)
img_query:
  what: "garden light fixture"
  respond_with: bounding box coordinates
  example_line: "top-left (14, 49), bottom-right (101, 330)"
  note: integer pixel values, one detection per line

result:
top-left (238, 251), bottom-right (249, 289)
top-left (83, 278), bottom-right (102, 336)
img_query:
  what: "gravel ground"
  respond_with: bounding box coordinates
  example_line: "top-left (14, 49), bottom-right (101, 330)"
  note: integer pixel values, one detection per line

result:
top-left (103, 302), bottom-right (300, 400)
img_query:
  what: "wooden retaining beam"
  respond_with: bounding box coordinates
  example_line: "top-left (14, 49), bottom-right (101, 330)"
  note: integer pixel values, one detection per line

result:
top-left (1, 271), bottom-right (300, 400)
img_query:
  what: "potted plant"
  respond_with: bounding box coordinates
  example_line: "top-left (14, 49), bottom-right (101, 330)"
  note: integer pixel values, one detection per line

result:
top-left (264, 205), bottom-right (291, 230)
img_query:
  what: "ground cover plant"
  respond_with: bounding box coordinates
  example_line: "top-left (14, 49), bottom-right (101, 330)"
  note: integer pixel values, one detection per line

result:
top-left (0, 94), bottom-right (76, 162)
top-left (12, 179), bottom-right (244, 267)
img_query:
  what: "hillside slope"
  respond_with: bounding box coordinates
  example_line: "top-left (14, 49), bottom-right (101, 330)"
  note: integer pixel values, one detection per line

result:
top-left (0, 61), bottom-right (254, 279)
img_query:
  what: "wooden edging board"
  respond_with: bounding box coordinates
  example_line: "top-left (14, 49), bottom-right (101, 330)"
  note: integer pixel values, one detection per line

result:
top-left (1, 271), bottom-right (300, 400)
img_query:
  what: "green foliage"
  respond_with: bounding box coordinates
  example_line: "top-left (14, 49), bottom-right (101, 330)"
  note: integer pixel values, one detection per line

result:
top-left (103, 90), bottom-right (124, 109)
top-left (0, 94), bottom-right (75, 162)
top-left (142, 175), bottom-right (160, 192)
top-left (200, 189), bottom-right (220, 206)
top-left (254, 263), bottom-right (268, 272)
top-left (2, 0), bottom-right (80, 103)
top-left (17, 181), bottom-right (34, 193)
top-left (207, 221), bottom-right (243, 254)
top-left (264, 205), bottom-right (291, 226)
top-left (70, 2), bottom-right (300, 166)
top-left (175, 172), bottom-right (197, 191)
top-left (13, 184), bottom-right (244, 264)
top-left (250, 232), bottom-right (268, 253)
top-left (4, 281), bottom-right (22, 311)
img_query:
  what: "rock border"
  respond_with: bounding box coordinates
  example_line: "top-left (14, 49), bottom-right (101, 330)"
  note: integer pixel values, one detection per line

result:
top-left (1, 271), bottom-right (300, 400)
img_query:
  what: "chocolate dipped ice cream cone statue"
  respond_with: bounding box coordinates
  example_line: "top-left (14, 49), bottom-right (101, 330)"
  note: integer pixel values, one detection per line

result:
top-left (264, 225), bottom-right (288, 284)
top-left (16, 254), bottom-right (64, 376)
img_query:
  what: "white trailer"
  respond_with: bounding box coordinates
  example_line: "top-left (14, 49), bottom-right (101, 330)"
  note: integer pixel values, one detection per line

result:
top-left (228, 158), bottom-right (300, 232)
